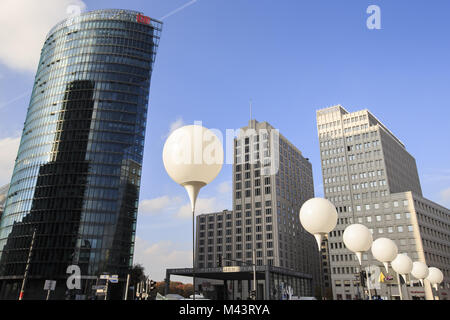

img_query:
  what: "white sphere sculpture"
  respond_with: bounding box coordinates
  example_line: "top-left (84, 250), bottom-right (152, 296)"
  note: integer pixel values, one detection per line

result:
top-left (411, 261), bottom-right (429, 281)
top-left (426, 267), bottom-right (444, 290)
top-left (343, 224), bottom-right (373, 265)
top-left (392, 254), bottom-right (413, 284)
top-left (371, 238), bottom-right (398, 271)
top-left (299, 198), bottom-right (337, 250)
top-left (163, 125), bottom-right (224, 211)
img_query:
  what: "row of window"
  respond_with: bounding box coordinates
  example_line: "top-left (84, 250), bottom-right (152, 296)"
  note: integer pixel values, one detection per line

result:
top-left (198, 233), bottom-right (274, 247)
top-left (235, 187), bottom-right (271, 199)
top-left (330, 225), bottom-right (414, 240)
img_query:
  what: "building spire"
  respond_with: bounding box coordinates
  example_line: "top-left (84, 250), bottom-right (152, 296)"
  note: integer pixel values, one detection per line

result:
top-left (249, 99), bottom-right (252, 128)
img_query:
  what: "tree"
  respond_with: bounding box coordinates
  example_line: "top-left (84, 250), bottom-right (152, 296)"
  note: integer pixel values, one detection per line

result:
top-left (151, 281), bottom-right (194, 298)
top-left (128, 264), bottom-right (146, 299)
top-left (130, 264), bottom-right (146, 283)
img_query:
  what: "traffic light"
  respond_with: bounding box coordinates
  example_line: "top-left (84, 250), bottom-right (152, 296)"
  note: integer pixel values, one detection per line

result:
top-left (249, 290), bottom-right (256, 300)
top-left (360, 271), bottom-right (367, 286)
top-left (217, 255), bottom-right (223, 268)
top-left (149, 280), bottom-right (157, 291)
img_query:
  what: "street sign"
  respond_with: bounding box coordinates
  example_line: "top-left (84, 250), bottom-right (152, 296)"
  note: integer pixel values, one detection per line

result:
top-left (44, 280), bottom-right (56, 291)
top-left (92, 285), bottom-right (106, 290)
top-left (109, 275), bottom-right (119, 283)
top-left (96, 289), bottom-right (106, 295)
top-left (100, 274), bottom-right (109, 279)
top-left (223, 266), bottom-right (241, 273)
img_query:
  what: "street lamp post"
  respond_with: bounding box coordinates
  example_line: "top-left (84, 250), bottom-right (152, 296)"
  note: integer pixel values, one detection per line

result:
top-left (343, 224), bottom-right (373, 300)
top-left (391, 253), bottom-right (413, 300)
top-left (163, 125), bottom-right (223, 302)
top-left (411, 261), bottom-right (429, 299)
top-left (299, 198), bottom-right (337, 300)
top-left (371, 238), bottom-right (398, 300)
top-left (426, 267), bottom-right (444, 300)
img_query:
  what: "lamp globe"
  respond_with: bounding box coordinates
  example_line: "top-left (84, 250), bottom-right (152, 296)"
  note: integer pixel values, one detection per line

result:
top-left (392, 253), bottom-right (413, 282)
top-left (343, 224), bottom-right (373, 265)
top-left (163, 125), bottom-right (223, 211)
top-left (411, 261), bottom-right (429, 281)
top-left (299, 198), bottom-right (337, 250)
top-left (426, 267), bottom-right (444, 291)
top-left (371, 238), bottom-right (398, 271)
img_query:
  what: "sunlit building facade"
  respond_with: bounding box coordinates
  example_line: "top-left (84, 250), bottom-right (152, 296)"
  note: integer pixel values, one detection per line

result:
top-left (317, 105), bottom-right (450, 300)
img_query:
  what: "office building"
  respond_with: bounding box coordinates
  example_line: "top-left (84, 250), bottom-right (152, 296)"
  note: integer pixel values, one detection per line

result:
top-left (168, 120), bottom-right (322, 300)
top-left (0, 9), bottom-right (162, 299)
top-left (317, 105), bottom-right (450, 300)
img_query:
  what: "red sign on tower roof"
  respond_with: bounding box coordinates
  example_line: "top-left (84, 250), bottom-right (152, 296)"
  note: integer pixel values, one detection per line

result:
top-left (136, 13), bottom-right (151, 25)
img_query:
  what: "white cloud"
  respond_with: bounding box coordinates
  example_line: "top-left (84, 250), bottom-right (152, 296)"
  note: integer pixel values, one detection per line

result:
top-left (170, 117), bottom-right (185, 133)
top-left (138, 192), bottom-right (229, 219)
top-left (162, 117), bottom-right (185, 140)
top-left (138, 195), bottom-right (183, 216)
top-left (0, 0), bottom-right (86, 72)
top-left (217, 180), bottom-right (231, 194)
top-left (176, 196), bottom-right (228, 219)
top-left (0, 136), bottom-right (20, 185)
top-left (439, 188), bottom-right (450, 207)
top-left (422, 170), bottom-right (450, 183)
top-left (133, 237), bottom-right (192, 282)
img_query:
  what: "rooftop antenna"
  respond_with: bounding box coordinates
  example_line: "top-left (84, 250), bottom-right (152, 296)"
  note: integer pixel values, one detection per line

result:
top-left (249, 99), bottom-right (252, 128)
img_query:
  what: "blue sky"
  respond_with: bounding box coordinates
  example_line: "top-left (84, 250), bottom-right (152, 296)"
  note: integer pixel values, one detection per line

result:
top-left (0, 0), bottom-right (449, 281)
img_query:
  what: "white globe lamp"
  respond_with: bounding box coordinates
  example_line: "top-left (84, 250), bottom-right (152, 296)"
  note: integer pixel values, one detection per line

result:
top-left (371, 238), bottom-right (398, 272)
top-left (299, 198), bottom-right (338, 250)
top-left (162, 124), bottom-right (224, 301)
top-left (392, 254), bottom-right (413, 279)
top-left (411, 261), bottom-right (429, 286)
top-left (343, 224), bottom-right (373, 265)
top-left (426, 267), bottom-right (444, 291)
top-left (163, 125), bottom-right (223, 211)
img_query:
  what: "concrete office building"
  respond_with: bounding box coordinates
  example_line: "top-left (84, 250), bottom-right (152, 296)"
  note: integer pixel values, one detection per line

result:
top-left (0, 9), bottom-right (162, 300)
top-left (317, 105), bottom-right (450, 300)
top-left (167, 120), bottom-right (322, 300)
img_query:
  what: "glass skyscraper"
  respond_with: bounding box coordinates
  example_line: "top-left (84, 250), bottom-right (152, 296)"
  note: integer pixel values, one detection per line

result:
top-left (0, 9), bottom-right (162, 299)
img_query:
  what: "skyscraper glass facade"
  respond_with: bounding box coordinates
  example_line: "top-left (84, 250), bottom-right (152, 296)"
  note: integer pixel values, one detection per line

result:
top-left (0, 9), bottom-right (161, 299)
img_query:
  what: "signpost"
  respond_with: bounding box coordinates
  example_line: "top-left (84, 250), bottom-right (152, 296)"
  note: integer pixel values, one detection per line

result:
top-left (96, 274), bottom-right (119, 299)
top-left (44, 280), bottom-right (56, 300)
